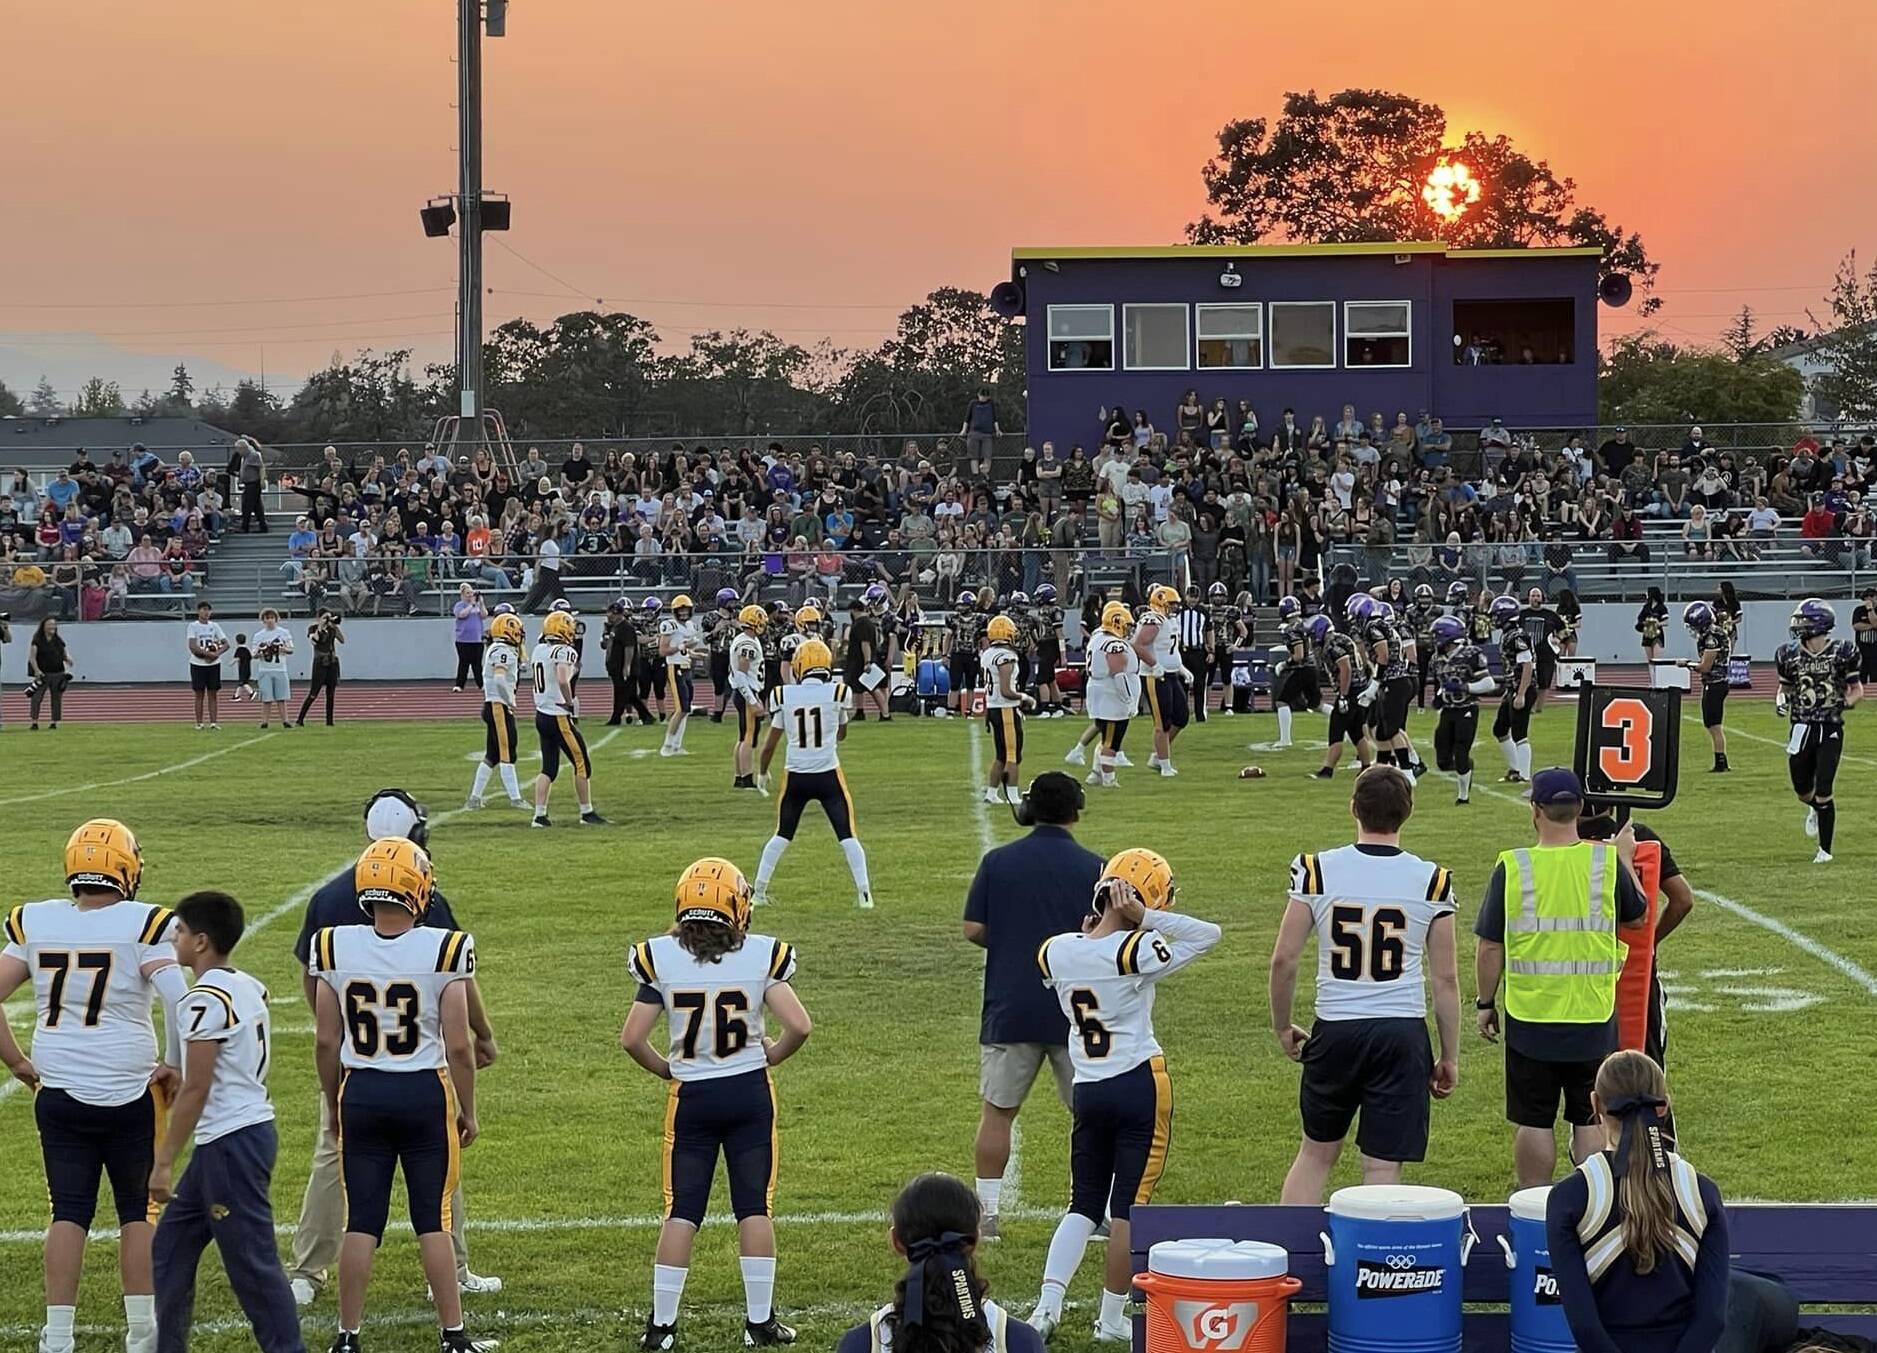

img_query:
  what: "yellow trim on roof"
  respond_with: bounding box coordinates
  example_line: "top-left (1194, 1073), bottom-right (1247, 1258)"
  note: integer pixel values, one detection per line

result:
top-left (1012, 243), bottom-right (1602, 262)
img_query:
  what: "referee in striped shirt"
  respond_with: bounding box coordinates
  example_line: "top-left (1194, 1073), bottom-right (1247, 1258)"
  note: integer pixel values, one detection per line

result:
top-left (1177, 588), bottom-right (1210, 722)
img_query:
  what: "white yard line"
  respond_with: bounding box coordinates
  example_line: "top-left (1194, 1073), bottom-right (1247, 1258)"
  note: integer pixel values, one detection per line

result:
top-left (1688, 714), bottom-right (1877, 770)
top-left (0, 732), bottom-right (277, 808)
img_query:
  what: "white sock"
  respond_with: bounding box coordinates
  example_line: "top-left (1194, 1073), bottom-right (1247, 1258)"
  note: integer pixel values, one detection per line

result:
top-left (739, 1256), bottom-right (776, 1324)
top-left (1517, 741), bottom-right (1533, 778)
top-left (470, 764), bottom-right (492, 800)
top-left (756, 835), bottom-right (789, 890)
top-left (125, 1293), bottom-right (155, 1335)
top-left (1099, 1288), bottom-right (1128, 1328)
top-left (976, 1176), bottom-right (1003, 1216)
top-left (671, 717), bottom-right (687, 748)
top-left (841, 838), bottom-right (871, 897)
top-left (1457, 771), bottom-right (1473, 798)
top-left (580, 795), bottom-right (594, 814)
top-left (498, 764), bottom-right (520, 799)
top-left (1041, 1212), bottom-right (1097, 1301)
top-left (1500, 737), bottom-right (1518, 771)
top-left (652, 1264), bottom-right (687, 1326)
top-left (44, 1307), bottom-right (75, 1349)
top-left (1276, 706), bottom-right (1293, 741)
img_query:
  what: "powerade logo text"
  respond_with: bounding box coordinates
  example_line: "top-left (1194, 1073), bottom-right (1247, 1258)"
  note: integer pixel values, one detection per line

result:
top-left (1532, 1267), bottom-right (1561, 1305)
top-left (1355, 1256), bottom-right (1447, 1298)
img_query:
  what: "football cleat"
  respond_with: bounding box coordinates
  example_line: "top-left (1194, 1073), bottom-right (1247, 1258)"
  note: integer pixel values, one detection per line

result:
top-left (439, 1330), bottom-right (499, 1353)
top-left (1159, 764), bottom-right (1179, 778)
top-left (329, 1336), bottom-right (361, 1353)
top-left (464, 797), bottom-right (482, 811)
top-left (531, 816), bottom-right (552, 828)
top-left (1004, 786), bottom-right (1022, 805)
top-left (983, 787), bottom-right (1002, 804)
top-left (751, 885), bottom-right (771, 908)
top-left (639, 1318), bottom-right (677, 1352)
top-left (1112, 751), bottom-right (1133, 768)
top-left (1029, 1308), bottom-right (1060, 1344)
top-left (744, 1317), bottom-right (797, 1347)
top-left (979, 1214), bottom-right (1001, 1241)
top-left (1094, 1316), bottom-right (1133, 1343)
top-left (1063, 744), bottom-right (1087, 766)
top-left (856, 890), bottom-right (874, 911)
top-left (1814, 849), bottom-right (1833, 864)
top-left (508, 798), bottom-right (530, 810)
top-left (579, 811), bottom-right (609, 826)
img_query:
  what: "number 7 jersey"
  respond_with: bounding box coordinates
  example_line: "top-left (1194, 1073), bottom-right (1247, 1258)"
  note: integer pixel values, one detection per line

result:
top-left (308, 925), bottom-right (476, 1072)
top-left (1037, 910), bottom-right (1221, 1083)
top-left (628, 932), bottom-right (797, 1082)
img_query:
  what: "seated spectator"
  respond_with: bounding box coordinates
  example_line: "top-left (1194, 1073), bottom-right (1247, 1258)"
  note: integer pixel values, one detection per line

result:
top-left (1682, 504), bottom-right (1714, 560)
top-left (178, 512), bottom-right (210, 559)
top-left (1609, 503), bottom-right (1650, 564)
top-left (281, 516), bottom-right (317, 582)
top-left (126, 534), bottom-right (165, 592)
top-left (162, 537), bottom-right (196, 594)
top-left (1800, 494), bottom-right (1837, 557)
top-left (1653, 454), bottom-right (1692, 519)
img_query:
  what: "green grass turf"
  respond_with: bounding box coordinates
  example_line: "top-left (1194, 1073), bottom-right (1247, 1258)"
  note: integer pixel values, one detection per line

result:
top-left (2, 698), bottom-right (1874, 1351)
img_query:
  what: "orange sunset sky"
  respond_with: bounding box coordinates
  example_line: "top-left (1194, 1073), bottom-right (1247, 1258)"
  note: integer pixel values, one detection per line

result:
top-left (4, 0), bottom-right (1874, 401)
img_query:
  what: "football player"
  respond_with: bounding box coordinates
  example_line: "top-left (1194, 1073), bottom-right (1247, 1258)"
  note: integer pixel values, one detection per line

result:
top-left (659, 594), bottom-right (705, 756)
top-left (620, 859), bottom-right (813, 1351)
top-left (149, 890), bottom-right (302, 1353)
top-left (1309, 611), bottom-right (1372, 781)
top-left (1407, 583), bottom-right (1439, 708)
top-left (1028, 850), bottom-right (1220, 1343)
top-left (755, 605), bottom-right (819, 775)
top-left (728, 605), bottom-right (769, 790)
top-left (943, 591), bottom-right (983, 720)
top-left (1073, 602), bottom-right (1141, 788)
top-left (1134, 585), bottom-right (1189, 778)
top-left (760, 601), bottom-right (793, 706)
top-left (1200, 582), bottom-right (1234, 720)
top-left (638, 597), bottom-right (669, 721)
top-left (1774, 598), bottom-right (1863, 863)
top-left (1429, 615), bottom-right (1496, 805)
top-left (1270, 768), bottom-right (1459, 1203)
top-left (1490, 595), bottom-right (1536, 785)
top-left (1270, 595), bottom-right (1318, 749)
top-left (466, 611), bottom-right (528, 810)
top-left (1031, 583), bottom-right (1066, 718)
top-left (982, 614), bottom-right (1036, 805)
top-left (1004, 591), bottom-right (1034, 697)
top-left (530, 609), bottom-right (605, 827)
top-left (1364, 600), bottom-right (1419, 776)
top-left (706, 588), bottom-right (741, 723)
top-left (308, 839), bottom-right (493, 1353)
top-left (0, 820), bottom-right (187, 1353)
top-left (1682, 601), bottom-right (1733, 773)
top-left (754, 639), bottom-right (873, 909)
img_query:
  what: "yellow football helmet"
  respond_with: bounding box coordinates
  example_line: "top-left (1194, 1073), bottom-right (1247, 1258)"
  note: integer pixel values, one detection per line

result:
top-left (488, 613), bottom-right (525, 648)
top-left (354, 836), bottom-right (434, 917)
top-left (986, 614), bottom-right (1018, 644)
top-left (671, 594), bottom-right (695, 616)
top-left (1148, 584), bottom-right (1180, 613)
top-left (65, 819), bottom-right (142, 897)
top-left (795, 604), bottom-right (823, 630)
top-left (1100, 601), bottom-right (1134, 637)
top-left (1098, 847), bottom-right (1176, 913)
top-left (793, 638), bottom-right (834, 677)
top-left (541, 610), bottom-right (578, 644)
top-left (674, 857), bottom-right (752, 930)
top-left (738, 604), bottom-right (768, 631)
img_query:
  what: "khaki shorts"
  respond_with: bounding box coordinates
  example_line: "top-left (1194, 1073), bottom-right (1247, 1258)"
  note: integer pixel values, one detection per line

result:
top-left (979, 1043), bottom-right (1074, 1111)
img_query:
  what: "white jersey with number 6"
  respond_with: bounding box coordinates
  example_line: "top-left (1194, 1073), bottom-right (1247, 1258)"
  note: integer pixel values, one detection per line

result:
top-left (627, 932), bottom-right (797, 1083)
top-left (772, 678), bottom-right (849, 773)
top-left (307, 925), bottom-right (475, 1073)
top-left (1288, 844), bottom-right (1455, 1022)
top-left (1037, 909), bottom-right (1220, 1084)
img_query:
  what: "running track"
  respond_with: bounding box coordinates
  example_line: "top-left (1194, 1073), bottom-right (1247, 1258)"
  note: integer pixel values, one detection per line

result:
top-left (0, 666), bottom-right (1774, 725)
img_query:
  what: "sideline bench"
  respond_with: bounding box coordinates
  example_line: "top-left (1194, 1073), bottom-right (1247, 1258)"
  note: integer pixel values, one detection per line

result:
top-left (1131, 1203), bottom-right (1877, 1352)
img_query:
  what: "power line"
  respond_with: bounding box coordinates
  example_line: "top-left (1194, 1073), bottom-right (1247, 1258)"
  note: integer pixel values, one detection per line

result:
top-left (0, 288), bottom-right (454, 311)
top-left (490, 287), bottom-right (908, 312)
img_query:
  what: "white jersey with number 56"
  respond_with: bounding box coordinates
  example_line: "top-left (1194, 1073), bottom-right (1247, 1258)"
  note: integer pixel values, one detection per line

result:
top-left (1288, 845), bottom-right (1454, 1022)
top-left (771, 678), bottom-right (850, 773)
top-left (1037, 909), bottom-right (1220, 1083)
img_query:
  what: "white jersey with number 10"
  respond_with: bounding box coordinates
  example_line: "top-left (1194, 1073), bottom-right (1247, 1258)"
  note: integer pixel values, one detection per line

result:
top-left (772, 678), bottom-right (850, 773)
top-left (529, 641), bottom-right (578, 716)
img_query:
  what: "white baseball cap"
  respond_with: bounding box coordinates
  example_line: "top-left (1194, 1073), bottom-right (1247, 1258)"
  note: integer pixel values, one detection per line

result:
top-left (364, 789), bottom-right (428, 845)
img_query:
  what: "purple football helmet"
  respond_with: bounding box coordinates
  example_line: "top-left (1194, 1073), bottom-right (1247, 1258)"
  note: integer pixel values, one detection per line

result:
top-left (1430, 614), bottom-right (1466, 646)
top-left (642, 596), bottom-right (662, 613)
top-left (1371, 601), bottom-right (1396, 623)
top-left (1345, 593), bottom-right (1376, 623)
top-left (1682, 601), bottom-right (1714, 632)
top-left (1490, 595), bottom-right (1521, 628)
top-left (715, 587), bottom-right (739, 607)
top-left (1304, 614), bottom-right (1333, 643)
top-left (1277, 596), bottom-right (1302, 620)
top-left (1446, 580), bottom-right (1470, 603)
top-left (957, 590), bottom-right (977, 609)
top-left (1791, 597), bottom-right (1836, 638)
top-left (1035, 583), bottom-right (1058, 605)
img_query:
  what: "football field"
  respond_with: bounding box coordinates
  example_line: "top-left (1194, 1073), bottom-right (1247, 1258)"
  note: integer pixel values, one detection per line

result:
top-left (3, 697), bottom-right (1875, 1352)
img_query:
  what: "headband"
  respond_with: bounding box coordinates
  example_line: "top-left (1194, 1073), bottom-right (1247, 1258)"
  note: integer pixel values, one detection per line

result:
top-left (901, 1231), bottom-right (978, 1331)
top-left (1606, 1093), bottom-right (1670, 1178)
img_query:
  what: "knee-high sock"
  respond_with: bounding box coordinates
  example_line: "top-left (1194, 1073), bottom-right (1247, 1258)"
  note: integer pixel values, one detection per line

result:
top-left (1457, 770), bottom-right (1473, 799)
top-left (470, 764), bottom-right (492, 800)
top-left (841, 838), bottom-right (870, 896)
top-left (652, 1264), bottom-right (687, 1326)
top-left (1516, 740), bottom-right (1533, 778)
top-left (1500, 737), bottom-right (1519, 771)
top-left (1037, 1212), bottom-right (1098, 1314)
top-left (1817, 800), bottom-right (1837, 853)
top-left (739, 1256), bottom-right (775, 1324)
top-left (1276, 705), bottom-right (1293, 742)
top-left (756, 835), bottom-right (789, 890)
top-left (498, 763), bottom-right (521, 799)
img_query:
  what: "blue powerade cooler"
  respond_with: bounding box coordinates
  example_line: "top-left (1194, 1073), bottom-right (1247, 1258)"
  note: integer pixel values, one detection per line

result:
top-left (916, 658), bottom-right (950, 697)
top-left (1499, 1186), bottom-right (1574, 1353)
top-left (1322, 1185), bottom-right (1472, 1353)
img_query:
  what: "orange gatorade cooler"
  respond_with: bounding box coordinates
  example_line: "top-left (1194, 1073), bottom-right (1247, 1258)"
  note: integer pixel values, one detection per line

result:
top-left (1135, 1238), bottom-right (1301, 1353)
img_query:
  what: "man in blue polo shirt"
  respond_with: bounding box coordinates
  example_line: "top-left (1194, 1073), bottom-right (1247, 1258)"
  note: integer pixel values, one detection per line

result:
top-left (963, 772), bottom-right (1103, 1239)
top-left (284, 789), bottom-right (503, 1308)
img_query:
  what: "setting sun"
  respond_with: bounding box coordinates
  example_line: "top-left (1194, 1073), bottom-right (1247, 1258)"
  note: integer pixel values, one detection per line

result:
top-left (1422, 158), bottom-right (1481, 221)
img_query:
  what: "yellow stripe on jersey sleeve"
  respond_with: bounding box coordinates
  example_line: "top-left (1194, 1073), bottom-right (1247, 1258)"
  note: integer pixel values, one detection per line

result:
top-left (439, 932), bottom-right (470, 973)
top-left (3, 905), bottom-right (23, 946)
top-left (193, 984), bottom-right (239, 1030)
top-left (768, 941), bottom-right (794, 980)
top-left (1117, 930), bottom-right (1146, 977)
top-left (633, 941), bottom-right (658, 984)
top-left (1036, 938), bottom-right (1054, 979)
top-left (1427, 866), bottom-right (1452, 902)
top-left (314, 927), bottom-right (335, 973)
top-left (139, 907), bottom-right (175, 946)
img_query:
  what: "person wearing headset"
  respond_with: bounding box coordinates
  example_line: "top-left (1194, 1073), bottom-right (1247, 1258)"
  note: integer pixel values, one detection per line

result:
top-left (284, 790), bottom-right (502, 1308)
top-left (960, 772), bottom-right (1103, 1239)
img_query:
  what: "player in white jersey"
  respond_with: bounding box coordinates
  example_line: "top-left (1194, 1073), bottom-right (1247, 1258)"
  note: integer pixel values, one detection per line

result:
top-left (1029, 849), bottom-right (1220, 1343)
top-left (1270, 767), bottom-right (1460, 1203)
top-left (620, 858), bottom-right (814, 1350)
top-left (728, 604), bottom-right (770, 791)
top-left (309, 837), bottom-right (492, 1353)
top-left (1069, 602), bottom-right (1141, 789)
top-left (466, 610), bottom-right (528, 810)
top-left (149, 891), bottom-right (304, 1353)
top-left (981, 614), bottom-right (1035, 805)
top-left (754, 640), bottom-right (873, 908)
top-left (1135, 585), bottom-right (1190, 777)
top-left (0, 819), bottom-right (187, 1353)
top-left (659, 592), bottom-right (705, 756)
top-left (530, 609), bottom-right (606, 828)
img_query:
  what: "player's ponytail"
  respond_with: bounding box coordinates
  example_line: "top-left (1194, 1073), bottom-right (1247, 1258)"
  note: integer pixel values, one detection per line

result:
top-left (886, 1173), bottom-right (993, 1353)
top-left (1595, 1049), bottom-right (1677, 1275)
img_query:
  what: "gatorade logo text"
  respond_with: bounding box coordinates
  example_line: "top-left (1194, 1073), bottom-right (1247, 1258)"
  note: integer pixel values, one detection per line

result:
top-left (1355, 1258), bottom-right (1446, 1298)
top-left (1171, 1298), bottom-right (1261, 1351)
top-left (1532, 1268), bottom-right (1561, 1305)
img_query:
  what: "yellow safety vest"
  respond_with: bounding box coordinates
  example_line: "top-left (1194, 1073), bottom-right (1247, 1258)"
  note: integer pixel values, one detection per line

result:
top-left (1498, 842), bottom-right (1626, 1024)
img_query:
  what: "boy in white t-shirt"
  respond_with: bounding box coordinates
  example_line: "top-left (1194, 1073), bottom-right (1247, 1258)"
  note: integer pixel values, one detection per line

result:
top-left (185, 601), bottom-right (229, 731)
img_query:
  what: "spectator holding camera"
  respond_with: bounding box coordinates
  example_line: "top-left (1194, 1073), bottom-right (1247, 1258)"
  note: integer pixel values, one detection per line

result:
top-left (295, 610), bottom-right (343, 727)
top-left (25, 616), bottom-right (70, 729)
top-left (251, 608), bottom-right (295, 729)
top-left (452, 583), bottom-right (487, 692)
top-left (185, 600), bottom-right (230, 730)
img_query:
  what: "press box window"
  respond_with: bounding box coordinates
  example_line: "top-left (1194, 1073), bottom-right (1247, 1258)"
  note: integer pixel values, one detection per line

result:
top-left (1269, 302), bottom-right (1336, 369)
top-left (1451, 298), bottom-right (1577, 364)
top-left (1196, 304), bottom-right (1263, 369)
top-left (1047, 305), bottom-right (1114, 372)
top-left (1345, 301), bottom-right (1411, 367)
top-left (1122, 304), bottom-right (1190, 371)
